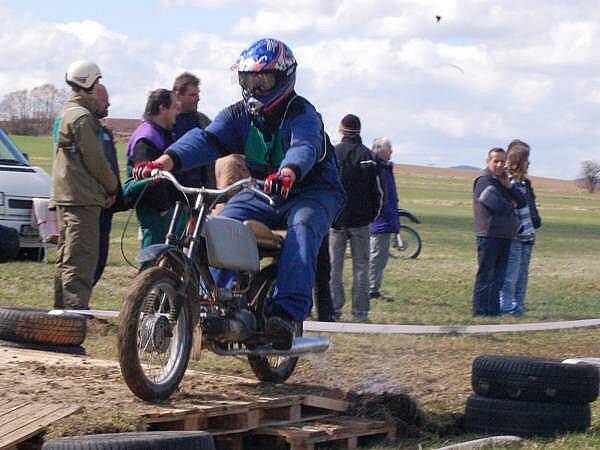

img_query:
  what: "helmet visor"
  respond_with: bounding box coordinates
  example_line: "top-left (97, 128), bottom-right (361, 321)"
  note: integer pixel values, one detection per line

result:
top-left (238, 72), bottom-right (277, 96)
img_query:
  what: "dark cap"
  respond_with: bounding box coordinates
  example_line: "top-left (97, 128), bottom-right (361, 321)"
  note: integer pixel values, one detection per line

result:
top-left (339, 114), bottom-right (361, 135)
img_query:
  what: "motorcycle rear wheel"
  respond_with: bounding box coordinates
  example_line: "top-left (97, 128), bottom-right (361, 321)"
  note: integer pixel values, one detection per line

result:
top-left (247, 265), bottom-right (301, 383)
top-left (118, 267), bottom-right (193, 401)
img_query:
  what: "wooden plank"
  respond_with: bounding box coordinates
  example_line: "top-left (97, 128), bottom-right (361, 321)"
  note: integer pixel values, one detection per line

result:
top-left (0, 402), bottom-right (81, 450)
top-left (302, 395), bottom-right (349, 413)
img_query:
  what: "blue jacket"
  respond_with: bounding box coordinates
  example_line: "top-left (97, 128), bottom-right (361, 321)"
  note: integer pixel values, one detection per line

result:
top-left (165, 94), bottom-right (342, 196)
top-left (370, 158), bottom-right (399, 234)
top-left (473, 168), bottom-right (526, 239)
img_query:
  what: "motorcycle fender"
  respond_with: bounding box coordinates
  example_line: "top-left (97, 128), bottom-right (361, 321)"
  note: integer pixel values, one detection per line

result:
top-left (137, 244), bottom-right (185, 267)
top-left (398, 209), bottom-right (420, 224)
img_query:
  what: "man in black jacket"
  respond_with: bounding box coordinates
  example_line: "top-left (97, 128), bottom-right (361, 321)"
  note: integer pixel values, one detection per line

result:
top-left (330, 114), bottom-right (382, 321)
top-left (472, 147), bottom-right (526, 316)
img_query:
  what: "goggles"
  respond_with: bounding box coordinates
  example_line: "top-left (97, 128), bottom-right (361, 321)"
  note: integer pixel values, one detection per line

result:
top-left (238, 72), bottom-right (277, 95)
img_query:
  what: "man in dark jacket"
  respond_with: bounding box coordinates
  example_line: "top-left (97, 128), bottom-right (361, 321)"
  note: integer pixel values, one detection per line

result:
top-left (92, 84), bottom-right (127, 285)
top-left (472, 147), bottom-right (526, 316)
top-left (330, 114), bottom-right (382, 322)
top-left (172, 72), bottom-right (213, 187)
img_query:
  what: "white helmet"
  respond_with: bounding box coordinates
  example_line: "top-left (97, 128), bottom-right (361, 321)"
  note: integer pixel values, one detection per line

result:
top-left (65, 60), bottom-right (102, 90)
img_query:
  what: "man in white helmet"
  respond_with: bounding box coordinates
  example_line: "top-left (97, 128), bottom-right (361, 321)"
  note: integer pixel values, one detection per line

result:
top-left (50, 60), bottom-right (118, 310)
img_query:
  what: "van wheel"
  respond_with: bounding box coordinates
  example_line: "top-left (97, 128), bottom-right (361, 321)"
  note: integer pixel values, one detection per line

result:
top-left (18, 247), bottom-right (46, 262)
top-left (0, 225), bottom-right (20, 262)
top-left (0, 307), bottom-right (87, 346)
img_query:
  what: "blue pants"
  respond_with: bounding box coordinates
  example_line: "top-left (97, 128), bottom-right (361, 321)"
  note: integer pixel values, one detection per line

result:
top-left (472, 236), bottom-right (511, 316)
top-left (500, 240), bottom-right (533, 314)
top-left (218, 188), bottom-right (344, 322)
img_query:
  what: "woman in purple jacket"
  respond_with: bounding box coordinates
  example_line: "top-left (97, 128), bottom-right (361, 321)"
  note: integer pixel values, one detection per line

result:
top-left (368, 138), bottom-right (400, 302)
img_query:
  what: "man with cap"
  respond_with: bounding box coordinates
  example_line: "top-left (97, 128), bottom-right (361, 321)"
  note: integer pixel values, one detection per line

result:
top-left (50, 61), bottom-right (118, 310)
top-left (330, 114), bottom-right (382, 322)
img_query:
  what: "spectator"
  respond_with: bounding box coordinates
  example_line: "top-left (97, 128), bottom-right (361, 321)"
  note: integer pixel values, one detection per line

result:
top-left (330, 114), bottom-right (382, 322)
top-left (313, 233), bottom-right (335, 322)
top-left (51, 61), bottom-right (117, 310)
top-left (368, 137), bottom-right (400, 302)
top-left (500, 140), bottom-right (541, 315)
top-left (472, 147), bottom-right (526, 316)
top-left (132, 38), bottom-right (345, 350)
top-left (124, 89), bottom-right (181, 249)
top-left (172, 72), bottom-right (213, 187)
top-left (92, 83), bottom-right (127, 286)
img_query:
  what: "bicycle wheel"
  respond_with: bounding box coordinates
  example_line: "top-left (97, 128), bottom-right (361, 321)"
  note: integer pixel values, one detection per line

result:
top-left (389, 225), bottom-right (422, 259)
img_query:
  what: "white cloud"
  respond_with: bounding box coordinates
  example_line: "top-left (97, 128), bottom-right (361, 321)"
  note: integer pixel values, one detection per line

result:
top-left (2, 1), bottom-right (600, 178)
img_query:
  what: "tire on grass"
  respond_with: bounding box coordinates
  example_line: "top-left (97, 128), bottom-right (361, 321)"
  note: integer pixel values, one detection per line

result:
top-left (464, 394), bottom-right (591, 437)
top-left (0, 307), bottom-right (87, 346)
top-left (42, 431), bottom-right (215, 450)
top-left (0, 339), bottom-right (85, 355)
top-left (472, 355), bottom-right (599, 404)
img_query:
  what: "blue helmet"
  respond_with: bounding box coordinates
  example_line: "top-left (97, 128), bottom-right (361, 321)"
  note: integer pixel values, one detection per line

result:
top-left (233, 38), bottom-right (297, 115)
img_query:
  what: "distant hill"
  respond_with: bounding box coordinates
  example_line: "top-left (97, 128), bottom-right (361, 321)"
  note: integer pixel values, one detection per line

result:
top-left (450, 165), bottom-right (481, 171)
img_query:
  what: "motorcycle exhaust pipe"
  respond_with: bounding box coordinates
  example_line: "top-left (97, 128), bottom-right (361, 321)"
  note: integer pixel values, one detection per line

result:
top-left (209, 336), bottom-right (330, 357)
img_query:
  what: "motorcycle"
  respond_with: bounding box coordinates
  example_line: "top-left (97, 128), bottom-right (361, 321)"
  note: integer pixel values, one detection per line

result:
top-left (118, 170), bottom-right (329, 402)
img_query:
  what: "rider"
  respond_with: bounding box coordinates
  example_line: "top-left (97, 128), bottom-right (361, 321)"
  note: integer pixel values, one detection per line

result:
top-left (132, 38), bottom-right (345, 350)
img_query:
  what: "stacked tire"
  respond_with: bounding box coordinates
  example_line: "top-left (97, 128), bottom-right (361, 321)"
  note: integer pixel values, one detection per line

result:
top-left (464, 355), bottom-right (599, 437)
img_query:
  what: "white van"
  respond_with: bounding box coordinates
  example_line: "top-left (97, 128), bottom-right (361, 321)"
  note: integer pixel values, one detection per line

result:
top-left (0, 129), bottom-right (52, 260)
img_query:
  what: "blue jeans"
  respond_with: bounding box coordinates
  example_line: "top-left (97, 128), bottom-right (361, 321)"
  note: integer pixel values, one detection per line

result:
top-left (218, 187), bottom-right (345, 322)
top-left (472, 236), bottom-right (511, 316)
top-left (500, 240), bottom-right (533, 314)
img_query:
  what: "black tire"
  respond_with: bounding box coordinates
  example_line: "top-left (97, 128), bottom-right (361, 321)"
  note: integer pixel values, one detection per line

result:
top-left (464, 394), bottom-right (591, 437)
top-left (389, 225), bottom-right (422, 259)
top-left (118, 267), bottom-right (193, 402)
top-left (472, 355), bottom-right (599, 404)
top-left (42, 431), bottom-right (215, 450)
top-left (0, 307), bottom-right (87, 346)
top-left (0, 339), bottom-right (85, 355)
top-left (0, 225), bottom-right (20, 262)
top-left (247, 264), bottom-right (301, 383)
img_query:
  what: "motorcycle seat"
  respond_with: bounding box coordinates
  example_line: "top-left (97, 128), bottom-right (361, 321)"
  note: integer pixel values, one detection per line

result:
top-left (243, 220), bottom-right (286, 251)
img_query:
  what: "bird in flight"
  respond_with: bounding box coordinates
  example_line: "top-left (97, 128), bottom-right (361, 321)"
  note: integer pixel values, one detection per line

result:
top-left (435, 15), bottom-right (442, 22)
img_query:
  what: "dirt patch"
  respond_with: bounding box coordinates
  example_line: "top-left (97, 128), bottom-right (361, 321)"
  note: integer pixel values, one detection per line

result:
top-left (0, 346), bottom-right (421, 441)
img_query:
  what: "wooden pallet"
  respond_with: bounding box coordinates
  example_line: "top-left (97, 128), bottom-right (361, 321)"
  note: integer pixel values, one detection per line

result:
top-left (252, 416), bottom-right (396, 450)
top-left (0, 400), bottom-right (82, 450)
top-left (142, 395), bottom-right (349, 436)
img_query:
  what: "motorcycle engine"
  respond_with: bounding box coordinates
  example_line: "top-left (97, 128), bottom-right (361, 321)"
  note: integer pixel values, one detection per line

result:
top-left (202, 308), bottom-right (257, 343)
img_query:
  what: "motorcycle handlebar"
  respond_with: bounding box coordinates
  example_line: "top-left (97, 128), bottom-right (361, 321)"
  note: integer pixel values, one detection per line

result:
top-left (149, 169), bottom-right (275, 206)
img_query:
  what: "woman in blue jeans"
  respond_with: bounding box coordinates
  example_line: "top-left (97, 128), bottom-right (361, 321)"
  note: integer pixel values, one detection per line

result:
top-left (500, 140), bottom-right (542, 315)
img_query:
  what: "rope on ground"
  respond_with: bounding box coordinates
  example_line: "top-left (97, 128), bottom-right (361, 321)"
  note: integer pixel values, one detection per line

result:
top-left (54, 309), bottom-right (600, 334)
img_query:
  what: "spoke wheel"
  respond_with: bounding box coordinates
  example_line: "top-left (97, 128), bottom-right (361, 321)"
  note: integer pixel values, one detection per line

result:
top-left (389, 225), bottom-right (422, 259)
top-left (247, 265), bottom-right (301, 383)
top-left (118, 267), bottom-right (192, 401)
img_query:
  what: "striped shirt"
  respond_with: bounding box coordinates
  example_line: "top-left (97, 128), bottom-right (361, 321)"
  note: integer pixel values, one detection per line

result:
top-left (513, 180), bottom-right (535, 242)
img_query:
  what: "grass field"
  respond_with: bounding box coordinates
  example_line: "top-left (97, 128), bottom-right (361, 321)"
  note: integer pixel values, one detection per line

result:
top-left (2, 134), bottom-right (600, 449)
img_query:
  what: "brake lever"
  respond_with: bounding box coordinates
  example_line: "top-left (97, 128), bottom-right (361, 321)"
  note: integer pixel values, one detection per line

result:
top-left (247, 181), bottom-right (276, 207)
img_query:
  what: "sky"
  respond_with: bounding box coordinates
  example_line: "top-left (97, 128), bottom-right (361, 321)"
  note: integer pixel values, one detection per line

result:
top-left (1, 0), bottom-right (599, 179)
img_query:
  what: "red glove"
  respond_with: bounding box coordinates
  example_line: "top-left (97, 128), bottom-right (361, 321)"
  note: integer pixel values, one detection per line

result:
top-left (264, 172), bottom-right (293, 199)
top-left (132, 161), bottom-right (163, 180)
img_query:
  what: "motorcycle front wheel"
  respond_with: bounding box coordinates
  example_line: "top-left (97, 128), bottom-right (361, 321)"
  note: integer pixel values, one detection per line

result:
top-left (247, 265), bottom-right (301, 383)
top-left (118, 267), bottom-right (193, 401)
top-left (389, 225), bottom-right (422, 259)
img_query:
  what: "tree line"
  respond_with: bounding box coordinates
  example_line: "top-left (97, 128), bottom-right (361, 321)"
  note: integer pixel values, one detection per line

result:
top-left (0, 83), bottom-right (69, 135)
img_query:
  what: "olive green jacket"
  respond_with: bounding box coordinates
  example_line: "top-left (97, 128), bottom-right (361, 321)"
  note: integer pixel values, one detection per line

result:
top-left (50, 94), bottom-right (118, 207)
